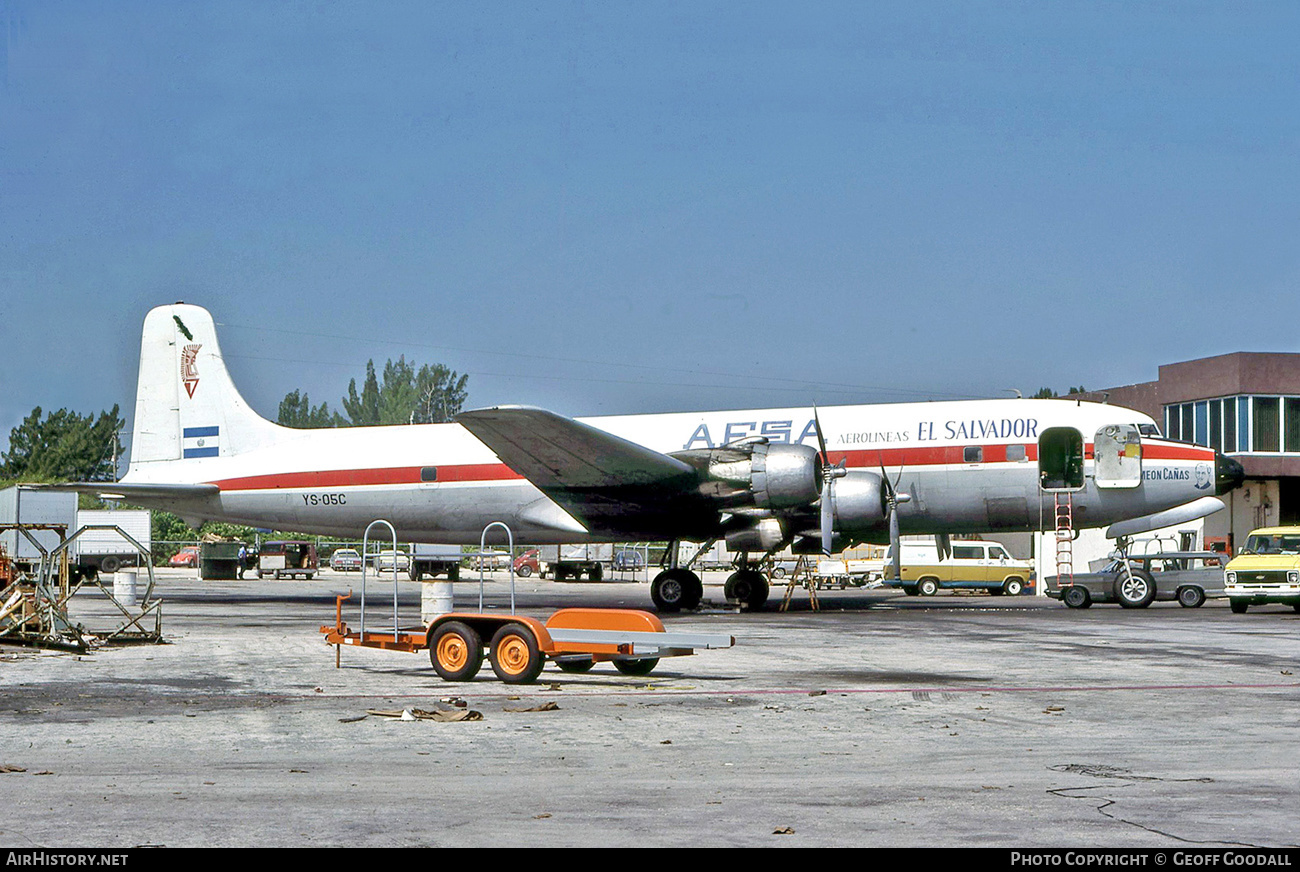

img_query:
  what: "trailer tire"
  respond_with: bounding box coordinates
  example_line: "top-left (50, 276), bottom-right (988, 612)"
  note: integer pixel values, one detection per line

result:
top-left (489, 623), bottom-right (544, 684)
top-left (429, 621), bottom-right (483, 681)
top-left (555, 657), bottom-right (595, 673)
top-left (100, 555), bottom-right (121, 574)
top-left (613, 658), bottom-right (659, 676)
top-left (589, 563), bottom-right (603, 582)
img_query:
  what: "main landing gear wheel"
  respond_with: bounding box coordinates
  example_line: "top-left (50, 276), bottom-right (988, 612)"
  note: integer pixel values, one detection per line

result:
top-left (1115, 569), bottom-right (1156, 609)
top-left (429, 621), bottom-right (483, 681)
top-left (651, 568), bottom-right (702, 613)
top-left (1062, 586), bottom-right (1091, 609)
top-left (488, 623), bottom-right (545, 684)
top-left (724, 569), bottom-right (769, 610)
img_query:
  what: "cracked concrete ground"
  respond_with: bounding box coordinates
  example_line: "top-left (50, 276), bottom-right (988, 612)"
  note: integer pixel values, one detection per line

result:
top-left (3, 570), bottom-right (1298, 847)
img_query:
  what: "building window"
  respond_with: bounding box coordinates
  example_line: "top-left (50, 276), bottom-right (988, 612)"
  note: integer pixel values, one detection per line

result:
top-left (1253, 397), bottom-right (1281, 453)
top-left (1223, 397), bottom-right (1237, 453)
top-left (1287, 398), bottom-right (1300, 453)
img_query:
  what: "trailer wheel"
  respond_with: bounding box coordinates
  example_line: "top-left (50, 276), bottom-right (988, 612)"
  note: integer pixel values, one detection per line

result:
top-left (588, 563), bottom-right (603, 582)
top-left (489, 623), bottom-right (545, 684)
top-left (429, 621), bottom-right (483, 681)
top-left (100, 555), bottom-right (121, 574)
top-left (555, 656), bottom-right (594, 673)
top-left (613, 658), bottom-right (659, 676)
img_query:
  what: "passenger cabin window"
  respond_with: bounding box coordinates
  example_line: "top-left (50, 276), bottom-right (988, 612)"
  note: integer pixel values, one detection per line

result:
top-left (421, 467), bottom-right (438, 482)
top-left (963, 446), bottom-right (983, 463)
top-left (1038, 427), bottom-right (1085, 491)
top-left (1006, 444), bottom-right (1027, 462)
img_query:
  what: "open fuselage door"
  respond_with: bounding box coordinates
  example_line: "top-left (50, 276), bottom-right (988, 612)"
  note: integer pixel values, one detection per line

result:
top-left (1093, 423), bottom-right (1143, 489)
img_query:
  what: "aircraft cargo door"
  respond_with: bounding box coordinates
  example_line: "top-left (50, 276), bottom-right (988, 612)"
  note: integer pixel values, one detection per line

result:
top-left (1093, 424), bottom-right (1142, 489)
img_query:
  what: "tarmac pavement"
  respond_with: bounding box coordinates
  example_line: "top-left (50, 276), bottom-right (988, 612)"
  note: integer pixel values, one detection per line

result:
top-left (3, 569), bottom-right (1298, 848)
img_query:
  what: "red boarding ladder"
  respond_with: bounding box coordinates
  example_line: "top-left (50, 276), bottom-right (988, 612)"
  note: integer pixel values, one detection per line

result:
top-left (1054, 493), bottom-right (1075, 586)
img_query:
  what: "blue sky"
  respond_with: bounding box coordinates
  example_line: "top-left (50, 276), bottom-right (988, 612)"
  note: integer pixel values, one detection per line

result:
top-left (1, 2), bottom-right (1297, 460)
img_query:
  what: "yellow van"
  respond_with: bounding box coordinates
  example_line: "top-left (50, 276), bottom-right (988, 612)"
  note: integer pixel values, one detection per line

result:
top-left (886, 540), bottom-right (1034, 597)
top-left (1223, 527), bottom-right (1300, 613)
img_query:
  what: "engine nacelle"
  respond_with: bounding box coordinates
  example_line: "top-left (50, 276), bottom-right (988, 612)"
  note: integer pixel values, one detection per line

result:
top-left (725, 518), bottom-right (786, 553)
top-left (750, 442), bottom-right (821, 509)
top-left (673, 440), bottom-right (821, 511)
top-left (827, 470), bottom-right (888, 533)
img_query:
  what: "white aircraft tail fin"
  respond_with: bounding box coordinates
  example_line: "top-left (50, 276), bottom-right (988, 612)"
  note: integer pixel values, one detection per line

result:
top-left (128, 303), bottom-right (284, 471)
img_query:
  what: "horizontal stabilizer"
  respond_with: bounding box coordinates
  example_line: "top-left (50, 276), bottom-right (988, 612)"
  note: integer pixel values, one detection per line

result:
top-left (1104, 496), bottom-right (1225, 540)
top-left (30, 481), bottom-right (220, 501)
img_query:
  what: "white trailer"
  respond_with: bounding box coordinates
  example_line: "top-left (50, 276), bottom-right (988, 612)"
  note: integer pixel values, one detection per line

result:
top-left (408, 543), bottom-right (462, 580)
top-left (74, 509), bottom-right (151, 574)
top-left (0, 486), bottom-right (76, 566)
top-left (539, 544), bottom-right (614, 581)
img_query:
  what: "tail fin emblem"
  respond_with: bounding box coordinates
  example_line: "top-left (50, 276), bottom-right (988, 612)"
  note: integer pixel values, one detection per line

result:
top-left (181, 344), bottom-right (202, 398)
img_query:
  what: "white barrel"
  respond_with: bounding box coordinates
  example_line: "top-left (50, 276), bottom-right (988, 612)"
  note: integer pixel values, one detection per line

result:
top-left (421, 580), bottom-right (454, 622)
top-left (113, 570), bottom-right (139, 608)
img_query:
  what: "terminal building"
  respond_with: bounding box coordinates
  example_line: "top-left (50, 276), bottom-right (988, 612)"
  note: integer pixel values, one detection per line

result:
top-left (1078, 351), bottom-right (1300, 554)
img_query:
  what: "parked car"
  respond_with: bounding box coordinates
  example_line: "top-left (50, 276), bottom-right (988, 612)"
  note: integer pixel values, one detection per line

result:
top-left (1224, 527), bottom-right (1300, 613)
top-left (169, 545), bottom-right (200, 568)
top-left (1045, 551), bottom-right (1226, 609)
top-left (514, 548), bottom-right (540, 578)
top-left (612, 549), bottom-right (645, 571)
top-left (329, 548), bottom-right (362, 572)
top-left (372, 549), bottom-right (411, 573)
top-left (886, 540), bottom-right (1034, 596)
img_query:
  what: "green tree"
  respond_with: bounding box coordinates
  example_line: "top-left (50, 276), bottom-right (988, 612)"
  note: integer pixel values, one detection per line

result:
top-left (1, 405), bottom-right (124, 482)
top-left (277, 390), bottom-right (343, 428)
top-left (341, 356), bottom-right (468, 426)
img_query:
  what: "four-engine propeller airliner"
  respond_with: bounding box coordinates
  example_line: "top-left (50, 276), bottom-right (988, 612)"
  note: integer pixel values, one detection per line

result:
top-left (57, 303), bottom-right (1244, 612)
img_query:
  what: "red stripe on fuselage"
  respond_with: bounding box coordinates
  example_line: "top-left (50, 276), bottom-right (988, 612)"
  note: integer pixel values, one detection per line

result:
top-left (206, 439), bottom-right (1213, 492)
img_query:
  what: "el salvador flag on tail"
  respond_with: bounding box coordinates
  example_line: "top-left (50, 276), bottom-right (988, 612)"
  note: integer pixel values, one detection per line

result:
top-left (182, 426), bottom-right (220, 458)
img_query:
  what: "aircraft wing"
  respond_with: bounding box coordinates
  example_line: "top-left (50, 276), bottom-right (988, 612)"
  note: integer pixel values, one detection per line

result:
top-left (456, 406), bottom-right (713, 537)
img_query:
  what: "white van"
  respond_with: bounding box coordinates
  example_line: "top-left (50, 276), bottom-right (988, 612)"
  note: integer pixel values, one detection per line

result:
top-left (884, 539), bottom-right (1034, 596)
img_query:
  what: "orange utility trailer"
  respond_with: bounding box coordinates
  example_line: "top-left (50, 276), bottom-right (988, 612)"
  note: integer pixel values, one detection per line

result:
top-left (321, 596), bottom-right (735, 684)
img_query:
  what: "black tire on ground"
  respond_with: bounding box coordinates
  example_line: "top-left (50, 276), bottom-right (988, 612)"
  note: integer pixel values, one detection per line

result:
top-left (1063, 586), bottom-right (1091, 609)
top-left (1230, 599), bottom-right (1248, 614)
top-left (429, 621), bottom-right (483, 681)
top-left (1115, 569), bottom-right (1156, 609)
top-left (1003, 578), bottom-right (1024, 596)
top-left (918, 577), bottom-right (939, 597)
top-left (613, 658), bottom-right (659, 676)
top-left (1177, 586), bottom-right (1206, 608)
top-left (651, 568), bottom-right (702, 612)
top-left (725, 569), bottom-right (769, 609)
top-left (555, 657), bottom-right (595, 673)
top-left (517, 564), bottom-right (532, 578)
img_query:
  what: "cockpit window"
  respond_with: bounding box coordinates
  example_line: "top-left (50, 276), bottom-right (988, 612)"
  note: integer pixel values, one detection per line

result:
top-left (1138, 424), bottom-right (1161, 438)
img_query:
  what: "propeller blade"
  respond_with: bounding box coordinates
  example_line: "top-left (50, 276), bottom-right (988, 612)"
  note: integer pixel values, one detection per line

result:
top-left (821, 478), bottom-right (834, 555)
top-left (889, 507), bottom-right (902, 581)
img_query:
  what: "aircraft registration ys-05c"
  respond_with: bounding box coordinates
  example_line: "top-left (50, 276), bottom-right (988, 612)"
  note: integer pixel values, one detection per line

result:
top-left (66, 303), bottom-right (1244, 612)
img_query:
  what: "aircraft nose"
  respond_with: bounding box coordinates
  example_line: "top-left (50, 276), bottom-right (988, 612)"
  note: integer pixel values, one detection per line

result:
top-left (1215, 452), bottom-right (1245, 495)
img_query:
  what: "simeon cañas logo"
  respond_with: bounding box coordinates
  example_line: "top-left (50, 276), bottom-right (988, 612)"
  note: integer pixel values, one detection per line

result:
top-left (181, 344), bottom-right (202, 398)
